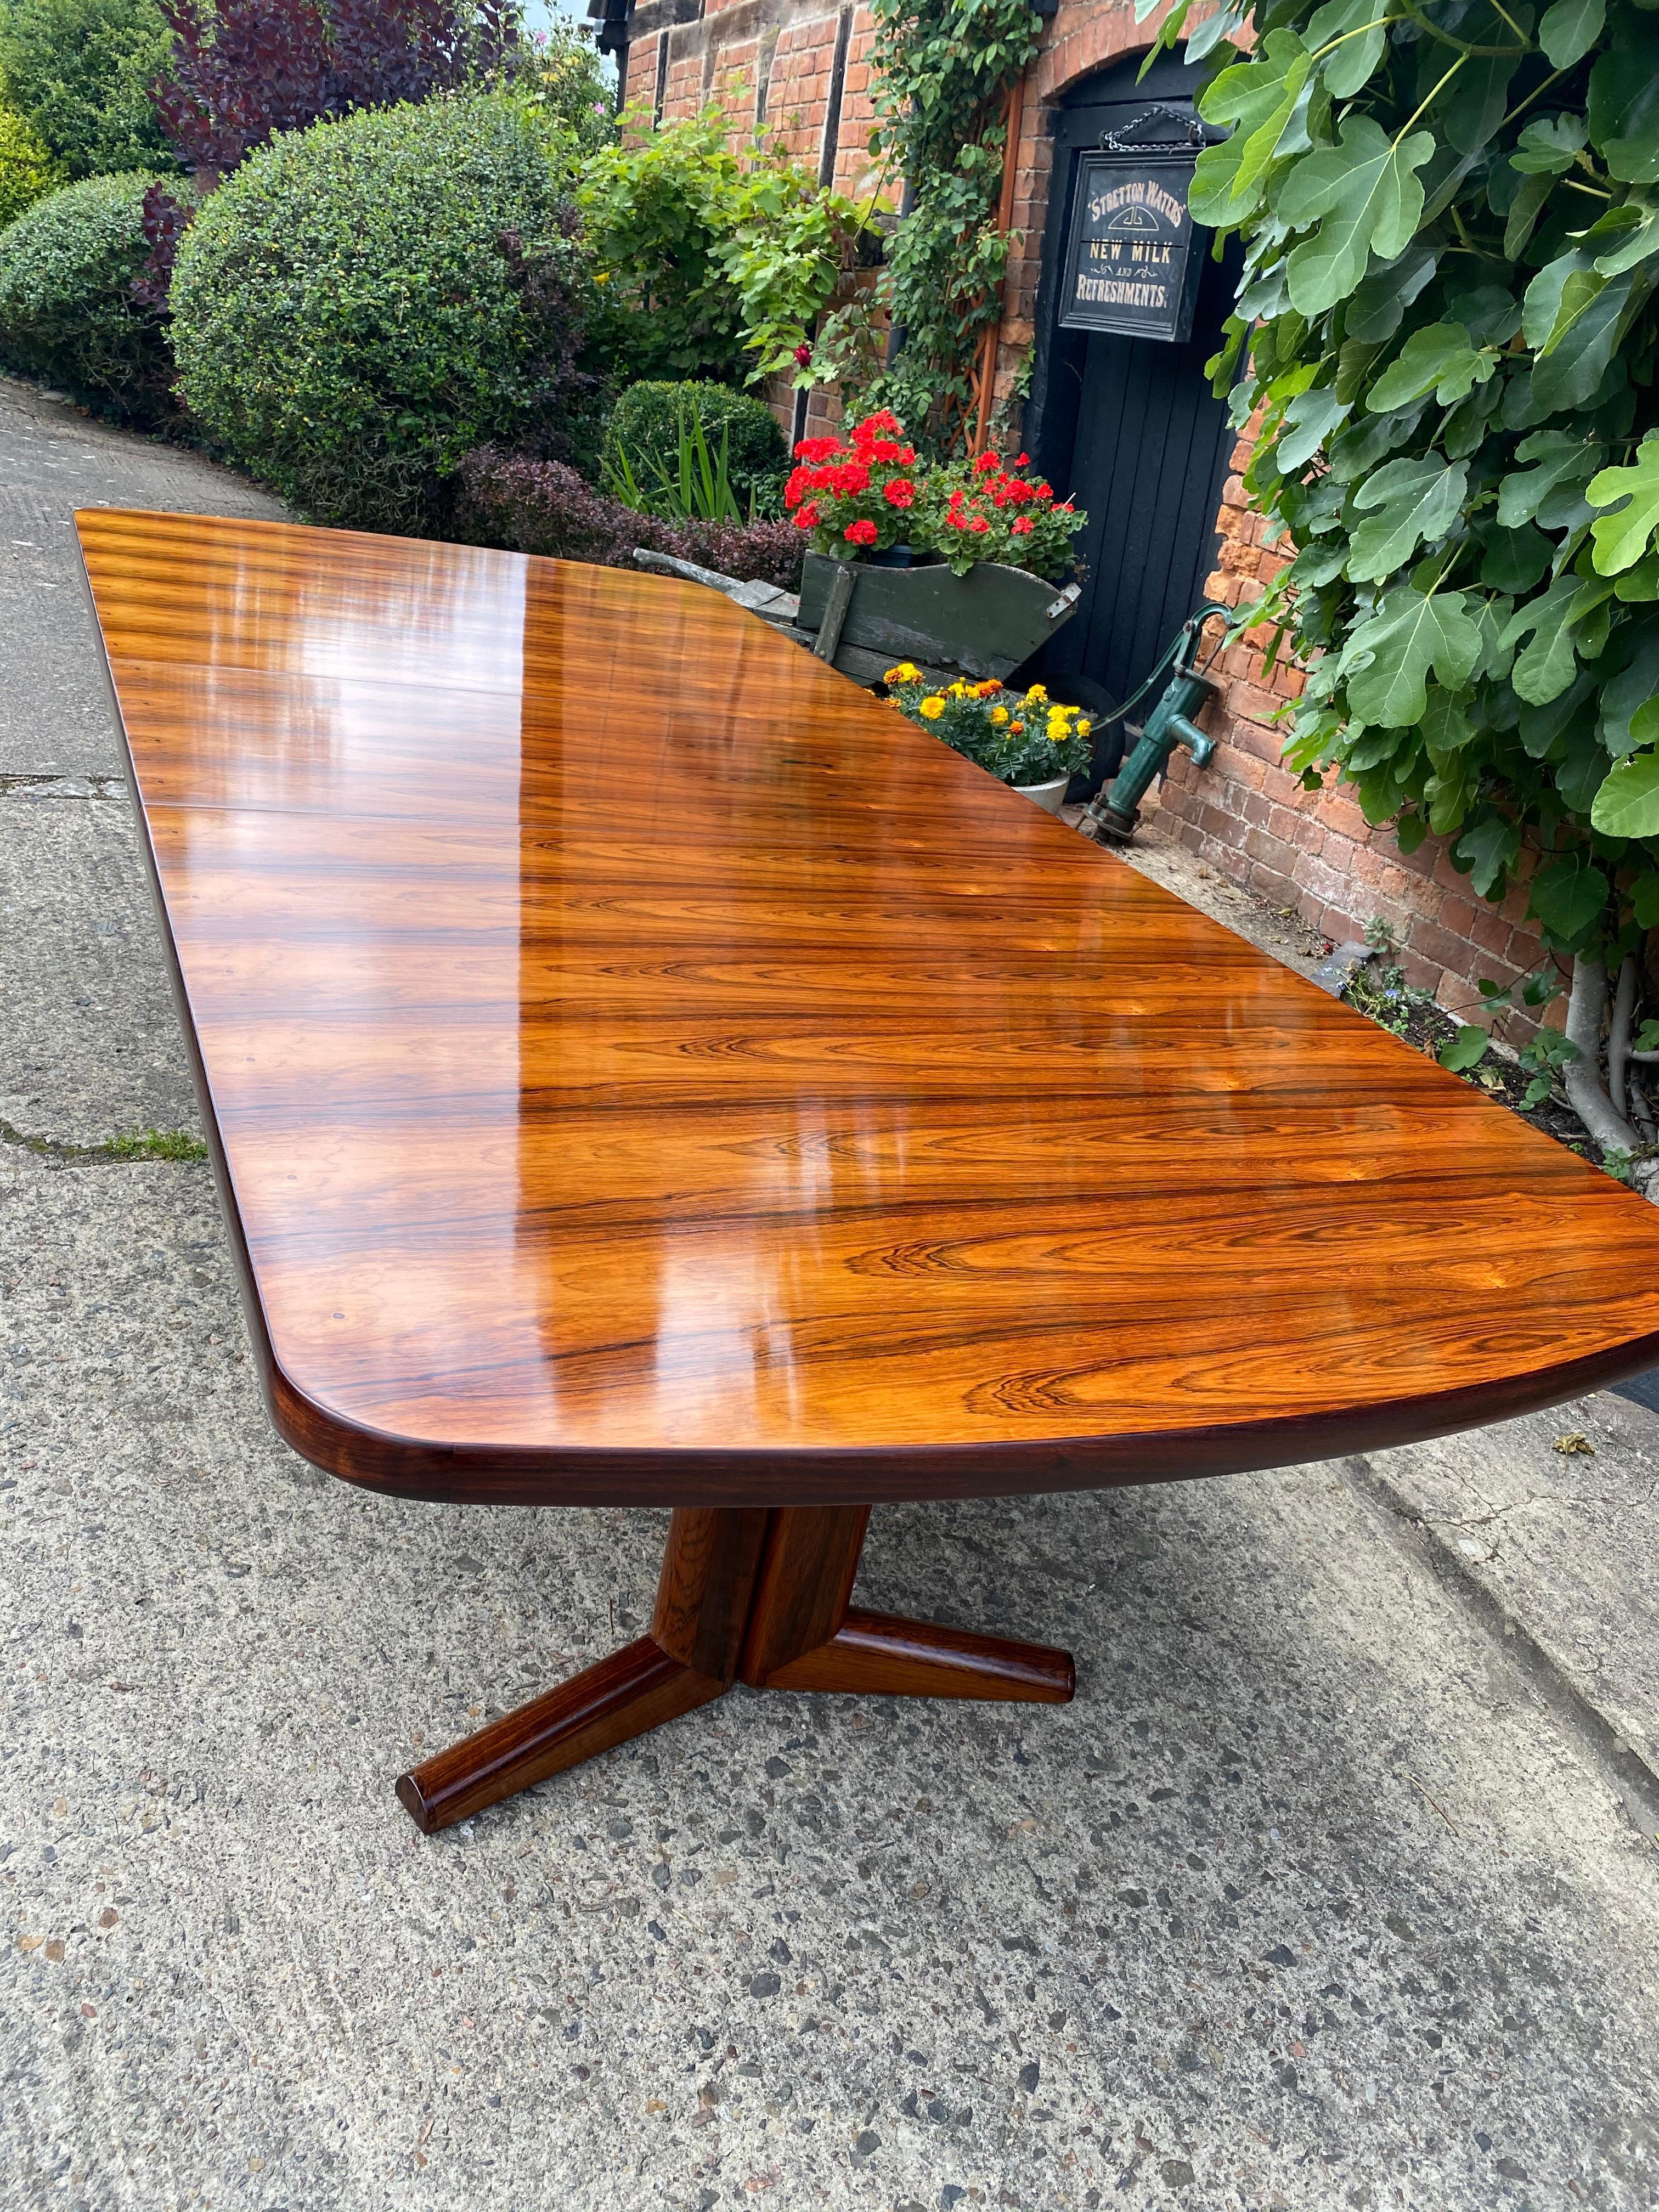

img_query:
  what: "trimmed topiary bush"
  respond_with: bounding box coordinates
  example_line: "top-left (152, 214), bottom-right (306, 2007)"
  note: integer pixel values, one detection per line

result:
top-left (456, 445), bottom-right (803, 591)
top-left (0, 170), bottom-right (175, 419)
top-left (168, 94), bottom-right (591, 529)
top-left (0, 0), bottom-right (176, 180)
top-left (606, 379), bottom-right (789, 517)
top-left (0, 105), bottom-right (62, 227)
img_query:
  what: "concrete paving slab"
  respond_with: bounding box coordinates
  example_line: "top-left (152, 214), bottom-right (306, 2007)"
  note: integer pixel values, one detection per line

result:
top-left (0, 781), bottom-right (199, 1150)
top-left (4, 1147), bottom-right (1659, 2210)
top-left (0, 376), bottom-right (285, 778)
top-left (1351, 1395), bottom-right (1659, 1812)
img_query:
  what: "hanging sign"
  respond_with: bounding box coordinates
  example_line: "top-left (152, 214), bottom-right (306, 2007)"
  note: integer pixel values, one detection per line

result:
top-left (1058, 144), bottom-right (1205, 345)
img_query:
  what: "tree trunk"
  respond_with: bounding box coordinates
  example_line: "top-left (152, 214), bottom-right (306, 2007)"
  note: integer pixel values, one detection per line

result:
top-left (1562, 955), bottom-right (1650, 1190)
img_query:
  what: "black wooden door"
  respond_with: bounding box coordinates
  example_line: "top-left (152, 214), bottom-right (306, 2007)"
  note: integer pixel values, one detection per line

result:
top-left (1024, 54), bottom-right (1241, 789)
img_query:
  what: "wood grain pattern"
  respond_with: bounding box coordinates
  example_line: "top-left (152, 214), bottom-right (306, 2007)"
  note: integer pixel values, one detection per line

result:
top-left (394, 1637), bottom-right (721, 1835)
top-left (756, 1609), bottom-right (1076, 1702)
top-left (738, 1505), bottom-right (871, 1684)
top-left (77, 507), bottom-right (1659, 1508)
top-left (649, 1506), bottom-right (770, 1678)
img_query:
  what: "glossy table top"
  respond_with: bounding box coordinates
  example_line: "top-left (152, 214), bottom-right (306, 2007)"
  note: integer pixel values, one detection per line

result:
top-left (78, 508), bottom-right (1659, 1506)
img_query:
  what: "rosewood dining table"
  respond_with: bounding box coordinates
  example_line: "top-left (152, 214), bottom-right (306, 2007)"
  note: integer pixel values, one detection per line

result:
top-left (77, 507), bottom-right (1659, 1836)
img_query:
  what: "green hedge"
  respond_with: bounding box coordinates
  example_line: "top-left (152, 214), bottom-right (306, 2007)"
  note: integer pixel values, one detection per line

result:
top-left (169, 94), bottom-right (591, 529)
top-left (0, 0), bottom-right (176, 180)
top-left (0, 105), bottom-right (61, 228)
top-left (606, 380), bottom-right (789, 516)
top-left (0, 170), bottom-right (173, 419)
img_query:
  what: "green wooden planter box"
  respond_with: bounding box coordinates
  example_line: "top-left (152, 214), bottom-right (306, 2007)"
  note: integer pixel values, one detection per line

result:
top-left (796, 551), bottom-right (1080, 682)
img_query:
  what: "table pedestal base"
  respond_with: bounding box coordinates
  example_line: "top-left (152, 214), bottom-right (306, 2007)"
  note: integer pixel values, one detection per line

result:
top-left (395, 1505), bottom-right (1075, 1834)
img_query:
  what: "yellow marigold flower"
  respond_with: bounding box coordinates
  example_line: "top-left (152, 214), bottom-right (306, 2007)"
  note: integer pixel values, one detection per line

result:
top-left (975, 679), bottom-right (1002, 697)
top-left (1025, 683), bottom-right (1047, 704)
top-left (990, 704), bottom-right (1009, 725)
top-left (919, 695), bottom-right (946, 720)
top-left (892, 661), bottom-right (919, 681)
top-left (1076, 718), bottom-right (1092, 737)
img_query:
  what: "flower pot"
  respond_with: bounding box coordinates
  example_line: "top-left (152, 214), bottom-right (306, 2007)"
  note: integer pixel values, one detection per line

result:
top-left (797, 550), bottom-right (1080, 681)
top-left (1009, 774), bottom-right (1071, 815)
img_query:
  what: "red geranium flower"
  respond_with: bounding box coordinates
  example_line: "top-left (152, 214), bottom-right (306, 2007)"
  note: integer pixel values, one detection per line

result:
top-left (1011, 516), bottom-right (1034, 535)
top-left (969, 516), bottom-right (990, 533)
top-left (1015, 452), bottom-right (1030, 466)
top-left (884, 478), bottom-right (916, 509)
top-left (794, 502), bottom-right (820, 530)
top-left (852, 410), bottom-right (903, 442)
top-left (845, 518), bottom-right (879, 546)
top-left (973, 453), bottom-right (1000, 475)
top-left (793, 436), bottom-right (843, 463)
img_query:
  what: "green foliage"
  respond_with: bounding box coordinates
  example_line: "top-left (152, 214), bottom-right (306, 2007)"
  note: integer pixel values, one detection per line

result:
top-left (496, 19), bottom-right (614, 158)
top-left (0, 102), bottom-right (61, 224)
top-left (579, 110), bottom-right (872, 387)
top-left (168, 94), bottom-right (590, 528)
top-left (1440, 965), bottom-right (1581, 1099)
top-left (1347, 928), bottom-right (1431, 1034)
top-left (0, 0), bottom-right (174, 179)
top-left (105, 1125), bottom-right (208, 1160)
top-left (604, 379), bottom-right (787, 516)
top-left (864, 0), bottom-right (1043, 452)
top-left (605, 402), bottom-right (747, 521)
top-left (1437, 1022), bottom-right (1489, 1070)
top-left (0, 168), bottom-right (173, 417)
top-left (1166, 0), bottom-right (1659, 967)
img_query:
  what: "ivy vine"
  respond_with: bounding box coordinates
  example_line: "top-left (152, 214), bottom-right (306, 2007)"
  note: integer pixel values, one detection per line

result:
top-left (864, 0), bottom-right (1044, 450)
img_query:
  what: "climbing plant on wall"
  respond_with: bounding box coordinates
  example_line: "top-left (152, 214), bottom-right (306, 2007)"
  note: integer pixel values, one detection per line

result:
top-left (865, 0), bottom-right (1043, 450)
top-left (1142, 0), bottom-right (1659, 1173)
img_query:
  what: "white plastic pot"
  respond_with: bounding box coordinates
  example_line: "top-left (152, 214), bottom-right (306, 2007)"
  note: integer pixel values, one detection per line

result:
top-left (1010, 774), bottom-right (1070, 815)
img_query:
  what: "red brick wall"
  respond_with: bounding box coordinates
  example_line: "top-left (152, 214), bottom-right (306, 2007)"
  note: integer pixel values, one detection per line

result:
top-left (621, 0), bottom-right (883, 200)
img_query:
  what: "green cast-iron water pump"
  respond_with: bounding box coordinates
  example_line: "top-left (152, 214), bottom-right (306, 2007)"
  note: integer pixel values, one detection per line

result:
top-left (1086, 603), bottom-right (1230, 846)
